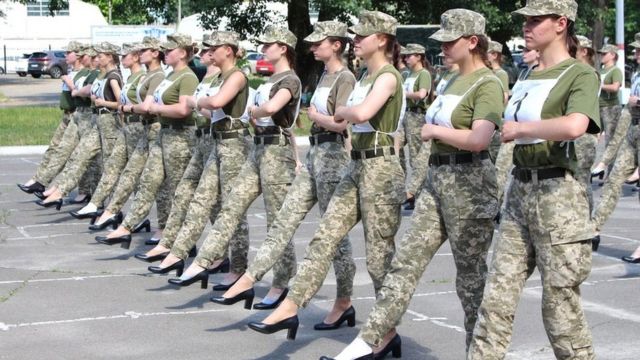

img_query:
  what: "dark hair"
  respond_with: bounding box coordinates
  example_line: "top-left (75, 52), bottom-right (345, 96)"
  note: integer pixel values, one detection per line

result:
top-left (379, 34), bottom-right (401, 70)
top-left (182, 46), bottom-right (195, 62)
top-left (465, 34), bottom-right (491, 68)
top-left (327, 36), bottom-right (356, 74)
top-left (279, 43), bottom-right (297, 71)
top-left (549, 15), bottom-right (578, 58)
top-left (110, 53), bottom-right (120, 66)
top-left (581, 47), bottom-right (596, 67)
top-left (490, 51), bottom-right (503, 66)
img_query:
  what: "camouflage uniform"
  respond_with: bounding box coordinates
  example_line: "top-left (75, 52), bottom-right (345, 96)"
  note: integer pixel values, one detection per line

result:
top-left (574, 134), bottom-right (598, 210)
top-left (469, 3), bottom-right (599, 358)
top-left (598, 44), bottom-right (623, 151)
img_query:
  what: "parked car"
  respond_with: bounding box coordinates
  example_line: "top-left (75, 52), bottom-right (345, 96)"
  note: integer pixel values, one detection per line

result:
top-left (256, 57), bottom-right (274, 76)
top-left (28, 50), bottom-right (68, 79)
top-left (16, 53), bottom-right (30, 77)
top-left (244, 51), bottom-right (263, 74)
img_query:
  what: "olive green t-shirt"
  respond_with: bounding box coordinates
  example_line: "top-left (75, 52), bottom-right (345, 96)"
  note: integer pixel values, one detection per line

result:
top-left (60, 69), bottom-right (85, 111)
top-left (74, 69), bottom-right (99, 108)
top-left (215, 67), bottom-right (249, 130)
top-left (136, 68), bottom-right (165, 123)
top-left (494, 68), bottom-right (510, 94)
top-left (513, 58), bottom-right (601, 172)
top-left (405, 69), bottom-right (432, 110)
top-left (310, 68), bottom-right (356, 135)
top-left (123, 70), bottom-right (145, 105)
top-left (193, 73), bottom-right (219, 128)
top-left (435, 70), bottom-right (457, 96)
top-left (268, 70), bottom-right (301, 129)
top-left (599, 65), bottom-right (622, 107)
top-left (351, 64), bottom-right (404, 150)
top-left (158, 66), bottom-right (199, 125)
top-left (432, 67), bottom-right (504, 154)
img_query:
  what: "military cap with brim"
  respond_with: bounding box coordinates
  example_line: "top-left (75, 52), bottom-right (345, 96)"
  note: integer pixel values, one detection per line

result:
top-left (161, 33), bottom-right (196, 50)
top-left (430, 9), bottom-right (486, 42)
top-left (630, 33), bottom-right (640, 48)
top-left (348, 10), bottom-right (398, 37)
top-left (598, 44), bottom-right (618, 54)
top-left (489, 40), bottom-right (503, 53)
top-left (304, 21), bottom-right (349, 43)
top-left (64, 41), bottom-right (83, 53)
top-left (118, 43), bottom-right (141, 56)
top-left (512, 0), bottom-right (578, 22)
top-left (78, 46), bottom-right (97, 57)
top-left (576, 35), bottom-right (592, 49)
top-left (401, 43), bottom-right (426, 55)
top-left (204, 31), bottom-right (240, 48)
top-left (140, 36), bottom-right (163, 51)
top-left (257, 25), bottom-right (297, 48)
top-left (94, 41), bottom-right (120, 55)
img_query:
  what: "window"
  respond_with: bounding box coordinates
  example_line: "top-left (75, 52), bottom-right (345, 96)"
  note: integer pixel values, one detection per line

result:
top-left (27, 0), bottom-right (69, 17)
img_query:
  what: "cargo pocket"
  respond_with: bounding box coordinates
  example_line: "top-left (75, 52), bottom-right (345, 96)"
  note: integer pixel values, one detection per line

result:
top-left (548, 238), bottom-right (592, 288)
top-left (455, 162), bottom-right (499, 219)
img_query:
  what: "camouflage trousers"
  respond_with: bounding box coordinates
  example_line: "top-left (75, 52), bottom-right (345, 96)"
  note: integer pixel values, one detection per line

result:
top-left (121, 127), bottom-right (195, 231)
top-left (287, 147), bottom-right (404, 307)
top-left (246, 139), bottom-right (356, 298)
top-left (400, 111), bottom-right (426, 170)
top-left (600, 104), bottom-right (622, 150)
top-left (405, 141), bottom-right (431, 197)
top-left (488, 131), bottom-right (502, 164)
top-left (592, 120), bottom-right (640, 230)
top-left (574, 134), bottom-right (598, 212)
top-left (165, 133), bottom-right (252, 272)
top-left (359, 157), bottom-right (498, 348)
top-left (105, 122), bottom-right (161, 215)
top-left (54, 112), bottom-right (120, 196)
top-left (494, 141), bottom-right (515, 205)
top-left (33, 111), bottom-right (75, 186)
top-left (90, 121), bottom-right (146, 207)
top-left (601, 107), bottom-right (631, 165)
top-left (193, 137), bottom-right (297, 289)
top-left (469, 173), bottom-right (595, 360)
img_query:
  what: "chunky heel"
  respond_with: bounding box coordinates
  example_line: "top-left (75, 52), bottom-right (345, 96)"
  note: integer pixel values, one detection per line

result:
top-left (200, 277), bottom-right (207, 289)
top-left (347, 313), bottom-right (356, 327)
top-left (287, 326), bottom-right (297, 341)
top-left (392, 347), bottom-right (401, 358)
top-left (90, 214), bottom-right (98, 225)
top-left (244, 295), bottom-right (254, 310)
top-left (120, 240), bottom-right (131, 249)
top-left (176, 267), bottom-right (183, 277)
top-left (210, 288), bottom-right (255, 309)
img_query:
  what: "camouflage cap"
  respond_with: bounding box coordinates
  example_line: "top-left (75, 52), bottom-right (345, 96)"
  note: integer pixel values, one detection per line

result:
top-left (489, 40), bottom-right (503, 53)
top-left (348, 10), bottom-right (398, 37)
top-left (118, 43), bottom-right (141, 56)
top-left (204, 31), bottom-right (240, 48)
top-left (140, 36), bottom-right (163, 51)
top-left (304, 21), bottom-right (348, 43)
top-left (630, 33), bottom-right (640, 48)
top-left (400, 43), bottom-right (426, 55)
top-left (430, 9), bottom-right (486, 42)
top-left (512, 0), bottom-right (578, 22)
top-left (94, 41), bottom-right (121, 55)
top-left (161, 33), bottom-right (196, 50)
top-left (63, 41), bottom-right (83, 53)
top-left (256, 25), bottom-right (297, 48)
top-left (598, 44), bottom-right (618, 54)
top-left (78, 45), bottom-right (97, 57)
top-left (576, 35), bottom-right (592, 49)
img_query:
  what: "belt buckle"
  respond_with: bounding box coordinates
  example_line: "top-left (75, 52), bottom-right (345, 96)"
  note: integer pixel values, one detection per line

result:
top-left (531, 170), bottom-right (539, 185)
top-left (449, 154), bottom-right (456, 166)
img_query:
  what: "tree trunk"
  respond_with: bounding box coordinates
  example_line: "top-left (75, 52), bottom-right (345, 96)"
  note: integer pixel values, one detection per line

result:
top-left (591, 0), bottom-right (608, 69)
top-left (288, 0), bottom-right (322, 90)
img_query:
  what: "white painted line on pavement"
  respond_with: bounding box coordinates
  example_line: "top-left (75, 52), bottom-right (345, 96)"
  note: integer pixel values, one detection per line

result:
top-left (0, 308), bottom-right (227, 331)
top-left (6, 233), bottom-right (73, 241)
top-left (16, 226), bottom-right (29, 238)
top-left (405, 309), bottom-right (465, 332)
top-left (0, 274), bottom-right (136, 284)
top-left (600, 233), bottom-right (639, 243)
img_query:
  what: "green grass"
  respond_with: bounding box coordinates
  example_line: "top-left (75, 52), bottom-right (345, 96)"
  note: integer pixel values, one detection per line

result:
top-left (0, 106), bottom-right (62, 146)
top-left (293, 110), bottom-right (312, 136)
top-left (0, 91), bottom-right (8, 102)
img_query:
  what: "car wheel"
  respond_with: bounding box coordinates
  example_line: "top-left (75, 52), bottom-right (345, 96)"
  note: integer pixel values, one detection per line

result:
top-left (18, 72), bottom-right (27, 77)
top-left (31, 73), bottom-right (42, 78)
top-left (241, 65), bottom-right (251, 75)
top-left (49, 66), bottom-right (62, 79)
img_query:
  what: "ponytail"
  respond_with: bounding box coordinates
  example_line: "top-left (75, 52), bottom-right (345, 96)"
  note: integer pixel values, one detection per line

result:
top-left (566, 20), bottom-right (578, 58)
top-left (466, 35), bottom-right (491, 69)
top-left (328, 36), bottom-right (356, 75)
top-left (379, 34), bottom-right (401, 70)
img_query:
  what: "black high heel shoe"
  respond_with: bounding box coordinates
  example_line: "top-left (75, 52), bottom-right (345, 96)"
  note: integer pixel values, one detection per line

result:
top-left (210, 288), bottom-right (255, 309)
top-left (248, 315), bottom-right (299, 340)
top-left (167, 267), bottom-right (207, 288)
top-left (374, 334), bottom-right (402, 359)
top-left (314, 306), bottom-right (356, 330)
top-left (88, 212), bottom-right (123, 231)
top-left (33, 191), bottom-right (46, 200)
top-left (212, 276), bottom-right (238, 291)
top-left (402, 197), bottom-right (415, 211)
top-left (149, 260), bottom-right (185, 277)
top-left (590, 169), bottom-right (605, 183)
top-left (35, 198), bottom-right (63, 210)
top-left (68, 194), bottom-right (91, 205)
top-left (134, 251), bottom-right (169, 263)
top-left (69, 209), bottom-right (100, 224)
top-left (591, 235), bottom-right (600, 252)
top-left (209, 258), bottom-right (230, 275)
top-left (18, 181), bottom-right (45, 194)
top-left (621, 255), bottom-right (640, 263)
top-left (95, 234), bottom-right (132, 249)
top-left (132, 219), bottom-right (151, 233)
top-left (624, 178), bottom-right (639, 186)
top-left (319, 354), bottom-right (374, 360)
top-left (145, 237), bottom-right (160, 246)
top-left (253, 288), bottom-right (289, 310)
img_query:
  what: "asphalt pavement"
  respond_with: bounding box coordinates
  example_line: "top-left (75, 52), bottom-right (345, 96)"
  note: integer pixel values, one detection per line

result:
top-left (0, 74), bottom-right (61, 107)
top-left (1, 148), bottom-right (640, 360)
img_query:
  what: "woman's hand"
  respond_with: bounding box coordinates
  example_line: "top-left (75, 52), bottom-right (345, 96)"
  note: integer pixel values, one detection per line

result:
top-left (187, 95), bottom-right (197, 110)
top-left (148, 103), bottom-right (161, 116)
top-left (421, 124), bottom-right (439, 141)
top-left (500, 121), bottom-right (521, 143)
top-left (307, 105), bottom-right (318, 123)
top-left (334, 106), bottom-right (346, 123)
top-left (629, 95), bottom-right (639, 107)
top-left (94, 98), bottom-right (104, 107)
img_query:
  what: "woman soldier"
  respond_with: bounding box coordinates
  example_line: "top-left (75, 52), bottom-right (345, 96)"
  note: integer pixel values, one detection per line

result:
top-left (165, 26), bottom-right (301, 304)
top-left (84, 37), bottom-right (165, 235)
top-left (324, 9), bottom-right (503, 360)
top-left (397, 43), bottom-right (432, 211)
top-left (68, 43), bottom-right (148, 221)
top-left (591, 33), bottom-right (640, 257)
top-left (95, 34), bottom-right (199, 248)
top-left (138, 31), bottom-right (252, 275)
top-left (468, 1), bottom-right (600, 358)
top-left (591, 43), bottom-right (624, 180)
top-left (37, 42), bottom-right (124, 210)
top-left (246, 10), bottom-right (405, 342)
top-left (211, 20), bottom-right (358, 326)
top-left (488, 40), bottom-right (510, 104)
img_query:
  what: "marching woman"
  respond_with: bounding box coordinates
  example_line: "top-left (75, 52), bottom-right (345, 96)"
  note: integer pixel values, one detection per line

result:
top-left (96, 34), bottom-right (199, 248)
top-left (81, 37), bottom-right (165, 235)
top-left (211, 21), bottom-right (358, 327)
top-left (323, 9), bottom-right (503, 359)
top-left (468, 1), bottom-right (600, 358)
top-left (164, 26), bottom-right (301, 302)
top-left (37, 42), bottom-right (123, 209)
top-left (138, 31), bottom-right (253, 279)
top-left (246, 10), bottom-right (405, 342)
top-left (488, 40), bottom-right (510, 104)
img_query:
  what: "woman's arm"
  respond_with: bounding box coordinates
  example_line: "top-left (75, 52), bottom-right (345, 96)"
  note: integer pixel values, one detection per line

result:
top-left (334, 72), bottom-right (397, 124)
top-left (197, 72), bottom-right (247, 110)
top-left (250, 88), bottom-right (292, 119)
top-left (406, 87), bottom-right (428, 101)
top-left (601, 81), bottom-right (621, 93)
top-left (95, 78), bottom-right (121, 109)
top-left (307, 105), bottom-right (349, 133)
top-left (422, 120), bottom-right (496, 152)
top-left (501, 113), bottom-right (590, 142)
top-left (150, 95), bottom-right (192, 118)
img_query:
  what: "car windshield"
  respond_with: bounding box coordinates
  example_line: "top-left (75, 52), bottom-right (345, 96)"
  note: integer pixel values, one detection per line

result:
top-left (30, 52), bottom-right (47, 58)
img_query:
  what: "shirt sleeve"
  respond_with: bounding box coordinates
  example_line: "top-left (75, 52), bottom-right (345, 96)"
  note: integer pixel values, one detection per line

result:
top-left (333, 73), bottom-right (356, 110)
top-left (471, 79), bottom-right (504, 128)
top-left (179, 73), bottom-right (199, 97)
top-left (567, 69), bottom-right (601, 134)
top-left (611, 68), bottom-right (623, 84)
top-left (275, 75), bottom-right (301, 107)
top-left (416, 71), bottom-right (432, 93)
top-left (498, 70), bottom-right (509, 92)
top-left (147, 72), bottom-right (165, 94)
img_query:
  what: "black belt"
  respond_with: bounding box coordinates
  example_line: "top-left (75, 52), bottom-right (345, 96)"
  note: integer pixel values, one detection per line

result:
top-left (512, 167), bottom-right (568, 183)
top-left (161, 123), bottom-right (193, 130)
top-left (351, 147), bottom-right (395, 160)
top-left (254, 134), bottom-right (290, 146)
top-left (92, 107), bottom-right (113, 115)
top-left (632, 118), bottom-right (640, 126)
top-left (195, 127), bottom-right (211, 137)
top-left (429, 151), bottom-right (489, 166)
top-left (214, 128), bottom-right (250, 140)
top-left (406, 107), bottom-right (425, 114)
top-left (124, 114), bottom-right (141, 123)
top-left (309, 132), bottom-right (344, 146)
